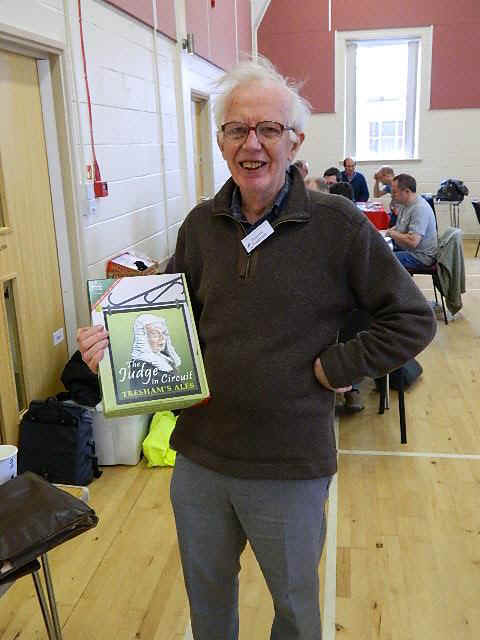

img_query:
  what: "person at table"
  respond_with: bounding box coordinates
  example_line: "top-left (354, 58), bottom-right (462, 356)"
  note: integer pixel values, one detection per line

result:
top-left (340, 157), bottom-right (369, 202)
top-left (77, 58), bottom-right (436, 640)
top-left (386, 173), bottom-right (438, 269)
top-left (329, 181), bottom-right (354, 201)
top-left (373, 165), bottom-right (394, 197)
top-left (323, 166), bottom-right (341, 185)
top-left (373, 165), bottom-right (397, 226)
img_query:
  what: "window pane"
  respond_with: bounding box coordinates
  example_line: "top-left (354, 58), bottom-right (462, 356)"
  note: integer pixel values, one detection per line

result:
top-left (382, 121), bottom-right (395, 136)
top-left (351, 39), bottom-right (417, 159)
top-left (381, 138), bottom-right (395, 153)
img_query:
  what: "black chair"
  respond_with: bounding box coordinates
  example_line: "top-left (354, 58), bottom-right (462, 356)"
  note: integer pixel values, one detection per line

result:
top-left (406, 196), bottom-right (448, 324)
top-left (377, 374), bottom-right (407, 444)
top-left (472, 200), bottom-right (480, 257)
top-left (421, 193), bottom-right (437, 225)
top-left (340, 311), bottom-right (407, 443)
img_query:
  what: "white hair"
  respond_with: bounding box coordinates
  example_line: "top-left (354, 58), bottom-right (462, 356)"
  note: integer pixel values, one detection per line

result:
top-left (213, 56), bottom-right (311, 136)
top-left (131, 314), bottom-right (181, 371)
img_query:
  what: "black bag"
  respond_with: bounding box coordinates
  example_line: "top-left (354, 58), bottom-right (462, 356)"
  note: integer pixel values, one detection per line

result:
top-left (389, 359), bottom-right (423, 391)
top-left (18, 398), bottom-right (102, 485)
top-left (436, 178), bottom-right (469, 202)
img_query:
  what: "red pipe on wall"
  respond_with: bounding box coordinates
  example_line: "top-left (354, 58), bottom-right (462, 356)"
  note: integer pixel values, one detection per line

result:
top-left (78, 0), bottom-right (108, 197)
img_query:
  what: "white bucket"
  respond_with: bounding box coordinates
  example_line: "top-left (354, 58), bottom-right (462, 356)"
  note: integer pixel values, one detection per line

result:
top-left (0, 444), bottom-right (18, 485)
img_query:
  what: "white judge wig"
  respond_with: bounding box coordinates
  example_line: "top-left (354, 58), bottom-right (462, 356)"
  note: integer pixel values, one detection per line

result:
top-left (130, 313), bottom-right (181, 371)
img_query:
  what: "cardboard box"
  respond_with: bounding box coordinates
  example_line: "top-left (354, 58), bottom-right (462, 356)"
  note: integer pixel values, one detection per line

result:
top-left (87, 274), bottom-right (209, 417)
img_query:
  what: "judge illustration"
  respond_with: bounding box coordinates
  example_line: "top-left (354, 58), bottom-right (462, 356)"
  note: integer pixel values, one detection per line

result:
top-left (130, 314), bottom-right (181, 384)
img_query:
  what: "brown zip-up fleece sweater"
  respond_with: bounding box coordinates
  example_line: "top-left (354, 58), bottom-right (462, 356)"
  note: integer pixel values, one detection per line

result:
top-left (170, 171), bottom-right (436, 479)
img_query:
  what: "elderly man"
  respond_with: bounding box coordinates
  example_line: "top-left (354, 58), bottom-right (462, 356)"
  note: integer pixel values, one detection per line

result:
top-left (78, 59), bottom-right (436, 640)
top-left (386, 173), bottom-right (438, 269)
top-left (341, 157), bottom-right (369, 201)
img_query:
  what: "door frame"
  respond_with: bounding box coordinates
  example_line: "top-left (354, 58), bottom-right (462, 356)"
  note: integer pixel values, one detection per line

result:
top-left (190, 90), bottom-right (214, 203)
top-left (0, 22), bottom-right (87, 353)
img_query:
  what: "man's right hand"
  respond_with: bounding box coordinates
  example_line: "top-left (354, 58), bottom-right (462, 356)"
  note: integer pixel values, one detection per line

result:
top-left (77, 325), bottom-right (109, 374)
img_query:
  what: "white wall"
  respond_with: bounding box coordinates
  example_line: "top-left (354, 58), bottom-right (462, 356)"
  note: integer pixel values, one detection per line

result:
top-left (300, 27), bottom-right (480, 237)
top-left (0, 0), bottom-right (229, 293)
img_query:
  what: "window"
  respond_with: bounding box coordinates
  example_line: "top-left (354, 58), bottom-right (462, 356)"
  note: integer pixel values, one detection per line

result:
top-left (346, 39), bottom-right (420, 160)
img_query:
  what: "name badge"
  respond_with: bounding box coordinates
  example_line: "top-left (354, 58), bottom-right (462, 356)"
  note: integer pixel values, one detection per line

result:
top-left (241, 220), bottom-right (274, 254)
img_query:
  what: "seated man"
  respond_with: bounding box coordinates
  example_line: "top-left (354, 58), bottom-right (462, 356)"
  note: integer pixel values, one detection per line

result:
top-left (329, 181), bottom-right (354, 201)
top-left (374, 165), bottom-right (397, 226)
top-left (386, 173), bottom-right (437, 269)
top-left (323, 166), bottom-right (341, 185)
top-left (340, 157), bottom-right (369, 201)
top-left (373, 165), bottom-right (394, 197)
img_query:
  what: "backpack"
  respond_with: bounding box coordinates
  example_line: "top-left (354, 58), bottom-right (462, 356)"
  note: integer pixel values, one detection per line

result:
top-left (18, 397), bottom-right (102, 485)
top-left (436, 178), bottom-right (469, 202)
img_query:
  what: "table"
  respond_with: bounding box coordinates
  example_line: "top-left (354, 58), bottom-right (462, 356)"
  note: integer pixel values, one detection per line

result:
top-left (434, 199), bottom-right (461, 228)
top-left (356, 202), bottom-right (390, 230)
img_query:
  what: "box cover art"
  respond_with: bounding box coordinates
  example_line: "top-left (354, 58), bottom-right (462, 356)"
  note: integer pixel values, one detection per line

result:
top-left (88, 274), bottom-right (209, 417)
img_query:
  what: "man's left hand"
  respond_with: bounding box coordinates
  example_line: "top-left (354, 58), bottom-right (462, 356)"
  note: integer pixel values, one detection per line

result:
top-left (314, 358), bottom-right (352, 392)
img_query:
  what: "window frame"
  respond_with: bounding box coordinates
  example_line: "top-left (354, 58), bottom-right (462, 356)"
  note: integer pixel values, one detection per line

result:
top-left (336, 26), bottom-right (433, 162)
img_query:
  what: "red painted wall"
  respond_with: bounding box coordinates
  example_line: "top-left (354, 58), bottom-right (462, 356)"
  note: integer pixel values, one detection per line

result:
top-left (156, 0), bottom-right (176, 40)
top-left (104, 0), bottom-right (251, 71)
top-left (186, 0), bottom-right (251, 70)
top-left (186, 0), bottom-right (210, 60)
top-left (236, 0), bottom-right (252, 61)
top-left (104, 0), bottom-right (176, 40)
top-left (210, 0), bottom-right (237, 70)
top-left (105, 0), bottom-right (153, 27)
top-left (258, 0), bottom-right (480, 112)
top-left (258, 0), bottom-right (332, 113)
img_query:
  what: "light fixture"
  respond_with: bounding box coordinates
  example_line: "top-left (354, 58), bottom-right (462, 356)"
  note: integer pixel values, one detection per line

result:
top-left (182, 32), bottom-right (195, 55)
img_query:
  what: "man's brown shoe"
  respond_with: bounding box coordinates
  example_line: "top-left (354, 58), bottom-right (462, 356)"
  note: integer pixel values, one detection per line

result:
top-left (344, 389), bottom-right (364, 413)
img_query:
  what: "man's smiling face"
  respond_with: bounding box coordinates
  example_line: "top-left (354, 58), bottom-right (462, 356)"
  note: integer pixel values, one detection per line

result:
top-left (218, 83), bottom-right (303, 209)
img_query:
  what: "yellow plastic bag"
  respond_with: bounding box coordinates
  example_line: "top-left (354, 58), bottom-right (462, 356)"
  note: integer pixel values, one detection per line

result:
top-left (142, 411), bottom-right (177, 467)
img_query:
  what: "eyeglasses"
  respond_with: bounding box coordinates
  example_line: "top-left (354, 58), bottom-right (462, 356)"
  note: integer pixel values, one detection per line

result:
top-left (221, 121), bottom-right (295, 143)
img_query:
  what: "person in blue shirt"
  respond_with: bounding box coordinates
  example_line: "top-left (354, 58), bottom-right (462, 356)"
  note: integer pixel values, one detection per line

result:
top-left (374, 165), bottom-right (397, 226)
top-left (340, 157), bottom-right (369, 201)
top-left (373, 165), bottom-right (394, 197)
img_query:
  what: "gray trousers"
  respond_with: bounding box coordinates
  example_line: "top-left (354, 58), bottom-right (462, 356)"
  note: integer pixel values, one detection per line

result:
top-left (170, 454), bottom-right (332, 640)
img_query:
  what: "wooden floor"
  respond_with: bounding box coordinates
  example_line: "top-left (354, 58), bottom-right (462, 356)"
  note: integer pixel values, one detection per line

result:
top-left (1, 240), bottom-right (479, 640)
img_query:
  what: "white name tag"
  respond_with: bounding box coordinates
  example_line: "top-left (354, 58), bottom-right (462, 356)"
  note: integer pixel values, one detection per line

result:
top-left (241, 220), bottom-right (274, 253)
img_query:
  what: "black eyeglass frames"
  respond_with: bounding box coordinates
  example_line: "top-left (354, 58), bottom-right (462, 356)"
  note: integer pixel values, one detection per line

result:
top-left (220, 121), bottom-right (295, 143)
